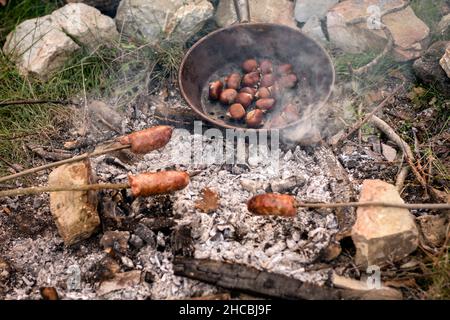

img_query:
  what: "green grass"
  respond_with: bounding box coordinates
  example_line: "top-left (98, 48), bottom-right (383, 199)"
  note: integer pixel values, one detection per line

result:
top-left (0, 0), bottom-right (63, 46)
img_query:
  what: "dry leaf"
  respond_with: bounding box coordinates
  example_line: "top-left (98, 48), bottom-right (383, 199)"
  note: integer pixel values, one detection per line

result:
top-left (195, 188), bottom-right (219, 213)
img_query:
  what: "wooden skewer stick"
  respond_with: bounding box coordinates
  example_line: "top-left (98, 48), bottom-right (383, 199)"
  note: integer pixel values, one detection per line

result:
top-left (1, 182), bottom-right (449, 211)
top-left (0, 144), bottom-right (129, 184)
top-left (296, 201), bottom-right (450, 210)
top-left (0, 183), bottom-right (130, 197)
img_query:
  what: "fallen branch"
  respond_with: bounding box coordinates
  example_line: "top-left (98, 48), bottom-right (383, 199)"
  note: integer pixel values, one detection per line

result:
top-left (0, 99), bottom-right (70, 107)
top-left (173, 256), bottom-right (341, 300)
top-left (333, 84), bottom-right (403, 146)
top-left (371, 115), bottom-right (448, 203)
top-left (395, 166), bottom-right (409, 192)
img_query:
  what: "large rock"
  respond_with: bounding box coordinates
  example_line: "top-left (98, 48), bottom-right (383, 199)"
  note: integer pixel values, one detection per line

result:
top-left (65, 0), bottom-right (121, 16)
top-left (215, 0), bottom-right (296, 28)
top-left (3, 3), bottom-right (118, 79)
top-left (48, 160), bottom-right (100, 246)
top-left (294, 0), bottom-right (338, 23)
top-left (413, 41), bottom-right (450, 95)
top-left (440, 45), bottom-right (450, 78)
top-left (3, 16), bottom-right (80, 79)
top-left (52, 3), bottom-right (119, 48)
top-left (437, 13), bottom-right (450, 38)
top-left (302, 15), bottom-right (327, 45)
top-left (351, 180), bottom-right (419, 268)
top-left (327, 0), bottom-right (430, 61)
top-left (115, 0), bottom-right (214, 44)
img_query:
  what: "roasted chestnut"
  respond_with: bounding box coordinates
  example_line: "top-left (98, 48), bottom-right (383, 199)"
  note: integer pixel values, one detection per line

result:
top-left (256, 87), bottom-right (271, 99)
top-left (209, 80), bottom-right (223, 100)
top-left (256, 98), bottom-right (276, 111)
top-left (277, 63), bottom-right (293, 75)
top-left (259, 59), bottom-right (273, 74)
top-left (242, 71), bottom-right (260, 87)
top-left (279, 73), bottom-right (298, 89)
top-left (260, 73), bottom-right (276, 87)
top-left (236, 92), bottom-right (253, 108)
top-left (246, 109), bottom-right (264, 128)
top-left (228, 103), bottom-right (246, 120)
top-left (219, 88), bottom-right (238, 105)
top-left (226, 73), bottom-right (242, 90)
top-left (240, 87), bottom-right (257, 98)
top-left (242, 59), bottom-right (258, 73)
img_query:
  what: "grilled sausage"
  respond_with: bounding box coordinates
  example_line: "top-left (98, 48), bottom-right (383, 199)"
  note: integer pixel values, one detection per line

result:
top-left (247, 193), bottom-right (297, 217)
top-left (119, 126), bottom-right (173, 154)
top-left (128, 171), bottom-right (190, 197)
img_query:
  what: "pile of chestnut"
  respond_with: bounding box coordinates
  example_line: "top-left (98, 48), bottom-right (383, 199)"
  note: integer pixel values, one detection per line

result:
top-left (208, 58), bottom-right (298, 128)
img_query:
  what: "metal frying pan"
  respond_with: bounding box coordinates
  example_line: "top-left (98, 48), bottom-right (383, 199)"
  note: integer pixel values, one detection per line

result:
top-left (179, 0), bottom-right (335, 131)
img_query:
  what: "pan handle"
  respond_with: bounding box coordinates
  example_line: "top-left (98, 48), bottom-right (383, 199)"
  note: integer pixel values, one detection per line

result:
top-left (233, 0), bottom-right (250, 23)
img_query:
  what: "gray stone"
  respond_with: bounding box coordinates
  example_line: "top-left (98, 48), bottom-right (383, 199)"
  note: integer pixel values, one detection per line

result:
top-left (215, 0), bottom-right (296, 28)
top-left (294, 0), bottom-right (338, 23)
top-left (327, 0), bottom-right (430, 61)
top-left (115, 0), bottom-right (214, 44)
top-left (88, 100), bottom-right (122, 130)
top-left (440, 45), bottom-right (450, 78)
top-left (301, 15), bottom-right (327, 44)
top-left (3, 16), bottom-right (80, 79)
top-left (3, 3), bottom-right (118, 79)
top-left (381, 143), bottom-right (397, 162)
top-left (413, 41), bottom-right (450, 96)
top-left (52, 3), bottom-right (119, 49)
top-left (270, 176), bottom-right (305, 193)
top-left (437, 14), bottom-right (450, 38)
top-left (351, 179), bottom-right (419, 268)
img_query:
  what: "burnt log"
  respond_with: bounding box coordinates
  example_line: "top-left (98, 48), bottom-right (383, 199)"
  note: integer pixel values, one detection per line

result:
top-left (172, 257), bottom-right (341, 300)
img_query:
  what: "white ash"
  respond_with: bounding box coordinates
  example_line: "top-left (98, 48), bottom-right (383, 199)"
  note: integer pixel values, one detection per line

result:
top-left (93, 131), bottom-right (351, 294)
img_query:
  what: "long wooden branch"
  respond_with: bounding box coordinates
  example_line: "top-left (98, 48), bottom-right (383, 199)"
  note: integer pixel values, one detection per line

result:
top-left (0, 144), bottom-right (129, 184)
top-left (370, 115), bottom-right (448, 203)
top-left (0, 99), bottom-right (70, 107)
top-left (173, 256), bottom-right (341, 300)
top-left (333, 84), bottom-right (403, 145)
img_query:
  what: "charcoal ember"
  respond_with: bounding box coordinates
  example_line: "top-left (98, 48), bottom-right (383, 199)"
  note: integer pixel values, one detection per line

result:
top-left (134, 223), bottom-right (156, 247)
top-left (129, 234), bottom-right (144, 249)
top-left (0, 258), bottom-right (11, 281)
top-left (171, 225), bottom-right (194, 257)
top-left (100, 231), bottom-right (130, 254)
top-left (270, 176), bottom-right (306, 193)
top-left (140, 217), bottom-right (176, 233)
top-left (88, 256), bottom-right (121, 282)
